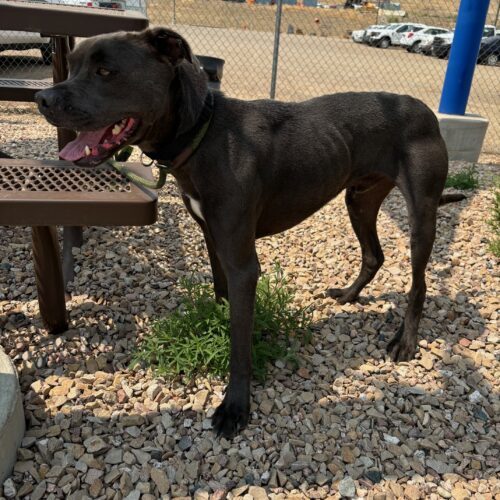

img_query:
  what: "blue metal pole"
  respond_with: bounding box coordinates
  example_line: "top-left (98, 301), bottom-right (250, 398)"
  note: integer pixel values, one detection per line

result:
top-left (270, 0), bottom-right (284, 99)
top-left (438, 0), bottom-right (490, 115)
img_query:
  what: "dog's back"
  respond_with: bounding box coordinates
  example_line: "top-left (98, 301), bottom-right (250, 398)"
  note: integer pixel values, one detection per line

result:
top-left (207, 91), bottom-right (447, 236)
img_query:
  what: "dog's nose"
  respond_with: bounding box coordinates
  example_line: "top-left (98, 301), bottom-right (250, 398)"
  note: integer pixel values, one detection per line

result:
top-left (35, 88), bottom-right (59, 111)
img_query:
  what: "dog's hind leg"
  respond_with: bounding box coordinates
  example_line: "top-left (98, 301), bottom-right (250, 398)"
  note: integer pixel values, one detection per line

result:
top-left (387, 147), bottom-right (446, 361)
top-left (387, 198), bottom-right (438, 361)
top-left (328, 176), bottom-right (394, 304)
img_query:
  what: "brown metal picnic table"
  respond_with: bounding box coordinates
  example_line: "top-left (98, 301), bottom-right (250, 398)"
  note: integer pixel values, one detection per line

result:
top-left (0, 0), bottom-right (156, 334)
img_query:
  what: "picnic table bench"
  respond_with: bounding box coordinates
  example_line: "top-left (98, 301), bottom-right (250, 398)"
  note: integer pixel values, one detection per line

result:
top-left (0, 160), bottom-right (157, 333)
top-left (0, 0), bottom-right (156, 334)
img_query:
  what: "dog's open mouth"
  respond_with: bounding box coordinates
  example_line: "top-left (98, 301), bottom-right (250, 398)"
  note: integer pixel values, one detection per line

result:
top-left (59, 117), bottom-right (140, 166)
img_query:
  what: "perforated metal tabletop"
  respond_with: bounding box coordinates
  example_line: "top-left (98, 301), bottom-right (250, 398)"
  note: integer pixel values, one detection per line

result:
top-left (0, 159), bottom-right (158, 226)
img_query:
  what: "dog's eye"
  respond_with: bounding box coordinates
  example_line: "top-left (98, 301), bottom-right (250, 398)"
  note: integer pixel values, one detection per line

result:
top-left (96, 68), bottom-right (111, 77)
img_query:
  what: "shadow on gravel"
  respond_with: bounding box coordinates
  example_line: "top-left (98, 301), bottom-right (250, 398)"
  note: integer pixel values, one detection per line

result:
top-left (9, 326), bottom-right (497, 498)
top-left (0, 188), bottom-right (190, 349)
top-left (380, 188), bottom-right (474, 283)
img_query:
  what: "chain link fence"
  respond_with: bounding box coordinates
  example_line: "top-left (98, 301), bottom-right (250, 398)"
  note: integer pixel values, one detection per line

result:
top-left (1, 0), bottom-right (499, 154)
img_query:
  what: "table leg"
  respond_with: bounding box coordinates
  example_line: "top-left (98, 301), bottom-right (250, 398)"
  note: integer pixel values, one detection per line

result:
top-left (62, 226), bottom-right (83, 291)
top-left (31, 226), bottom-right (68, 334)
top-left (53, 35), bottom-right (84, 295)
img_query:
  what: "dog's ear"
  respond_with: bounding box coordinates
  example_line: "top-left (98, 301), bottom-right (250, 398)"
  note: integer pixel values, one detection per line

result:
top-left (142, 28), bottom-right (208, 136)
top-left (175, 58), bottom-right (208, 136)
top-left (143, 27), bottom-right (193, 65)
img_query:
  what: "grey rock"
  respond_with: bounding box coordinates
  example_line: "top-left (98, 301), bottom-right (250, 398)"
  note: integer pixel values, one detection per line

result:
top-left (123, 490), bottom-right (141, 500)
top-left (365, 469), bottom-right (383, 484)
top-left (2, 478), bottom-right (16, 498)
top-left (131, 449), bottom-right (151, 465)
top-left (83, 436), bottom-right (108, 454)
top-left (150, 467), bottom-right (170, 495)
top-left (427, 458), bottom-right (452, 475)
top-left (178, 435), bottom-right (192, 451)
top-left (104, 447), bottom-right (123, 464)
top-left (338, 476), bottom-right (356, 498)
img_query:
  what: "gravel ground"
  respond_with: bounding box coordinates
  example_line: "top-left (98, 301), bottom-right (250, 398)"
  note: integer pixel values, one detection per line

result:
top-left (0, 107), bottom-right (499, 499)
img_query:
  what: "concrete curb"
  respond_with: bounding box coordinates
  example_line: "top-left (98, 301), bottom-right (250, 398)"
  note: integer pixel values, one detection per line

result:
top-left (0, 347), bottom-right (25, 484)
top-left (436, 112), bottom-right (489, 163)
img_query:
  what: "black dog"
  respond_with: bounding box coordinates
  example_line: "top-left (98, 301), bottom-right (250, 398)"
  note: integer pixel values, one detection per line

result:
top-left (36, 27), bottom-right (460, 438)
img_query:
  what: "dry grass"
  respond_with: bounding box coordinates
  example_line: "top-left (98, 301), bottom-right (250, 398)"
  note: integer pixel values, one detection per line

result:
top-left (148, 0), bottom-right (500, 36)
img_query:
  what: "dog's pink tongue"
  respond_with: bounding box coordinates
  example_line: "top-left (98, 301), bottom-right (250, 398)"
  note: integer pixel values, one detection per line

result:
top-left (59, 128), bottom-right (109, 161)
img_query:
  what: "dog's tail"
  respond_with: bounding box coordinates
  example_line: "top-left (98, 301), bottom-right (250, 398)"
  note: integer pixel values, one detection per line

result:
top-left (439, 193), bottom-right (467, 205)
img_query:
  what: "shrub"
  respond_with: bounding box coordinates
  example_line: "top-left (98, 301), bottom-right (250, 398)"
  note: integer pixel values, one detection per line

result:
top-left (132, 263), bottom-right (312, 382)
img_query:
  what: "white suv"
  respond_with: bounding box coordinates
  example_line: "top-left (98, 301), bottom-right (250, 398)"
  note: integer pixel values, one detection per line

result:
top-left (351, 24), bottom-right (387, 43)
top-left (400, 26), bottom-right (451, 53)
top-left (366, 23), bottom-right (427, 49)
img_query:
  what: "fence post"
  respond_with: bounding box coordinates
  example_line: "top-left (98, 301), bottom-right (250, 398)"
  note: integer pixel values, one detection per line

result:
top-left (438, 0), bottom-right (490, 115)
top-left (270, 0), bottom-right (284, 99)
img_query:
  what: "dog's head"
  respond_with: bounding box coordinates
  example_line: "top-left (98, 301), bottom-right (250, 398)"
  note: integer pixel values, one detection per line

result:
top-left (35, 27), bottom-right (208, 166)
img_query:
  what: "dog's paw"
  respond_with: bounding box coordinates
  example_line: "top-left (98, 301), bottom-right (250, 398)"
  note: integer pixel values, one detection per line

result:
top-left (388, 341), bottom-right (417, 362)
top-left (211, 399), bottom-right (249, 439)
top-left (327, 287), bottom-right (358, 304)
top-left (387, 328), bottom-right (417, 362)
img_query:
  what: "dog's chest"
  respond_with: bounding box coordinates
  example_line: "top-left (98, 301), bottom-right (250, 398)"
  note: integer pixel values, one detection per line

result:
top-left (182, 192), bottom-right (205, 222)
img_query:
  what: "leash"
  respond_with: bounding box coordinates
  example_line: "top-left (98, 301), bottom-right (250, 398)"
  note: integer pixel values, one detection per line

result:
top-left (108, 159), bottom-right (172, 190)
top-left (107, 93), bottom-right (213, 190)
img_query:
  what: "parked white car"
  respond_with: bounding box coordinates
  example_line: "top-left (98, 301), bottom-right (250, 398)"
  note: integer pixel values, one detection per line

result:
top-left (400, 26), bottom-right (451, 53)
top-left (0, 0), bottom-right (147, 66)
top-left (351, 25), bottom-right (387, 43)
top-left (366, 23), bottom-right (427, 48)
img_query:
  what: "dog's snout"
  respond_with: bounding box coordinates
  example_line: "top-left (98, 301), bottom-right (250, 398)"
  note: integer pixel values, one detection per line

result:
top-left (35, 89), bottom-right (58, 111)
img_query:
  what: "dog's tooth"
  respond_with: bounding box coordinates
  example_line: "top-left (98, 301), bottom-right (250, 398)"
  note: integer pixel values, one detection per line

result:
top-left (84, 145), bottom-right (91, 156)
top-left (112, 124), bottom-right (123, 135)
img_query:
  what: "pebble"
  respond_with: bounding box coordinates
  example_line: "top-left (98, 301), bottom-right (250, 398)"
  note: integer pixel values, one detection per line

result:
top-left (150, 468), bottom-right (170, 495)
top-left (83, 436), bottom-right (108, 454)
top-left (104, 447), bottom-right (123, 464)
top-left (338, 476), bottom-right (356, 498)
top-left (427, 458), bottom-right (452, 475)
top-left (248, 486), bottom-right (269, 500)
top-left (436, 486), bottom-right (452, 498)
top-left (468, 390), bottom-right (483, 403)
top-left (383, 434), bottom-right (400, 445)
top-left (2, 478), bottom-right (16, 498)
top-left (365, 470), bottom-right (383, 484)
top-left (178, 435), bottom-right (192, 451)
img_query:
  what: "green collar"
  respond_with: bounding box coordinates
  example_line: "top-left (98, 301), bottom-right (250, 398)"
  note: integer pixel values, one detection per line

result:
top-left (109, 93), bottom-right (213, 190)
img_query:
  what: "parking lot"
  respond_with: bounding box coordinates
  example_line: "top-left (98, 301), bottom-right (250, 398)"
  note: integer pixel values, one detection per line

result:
top-left (0, 24), bottom-right (498, 153)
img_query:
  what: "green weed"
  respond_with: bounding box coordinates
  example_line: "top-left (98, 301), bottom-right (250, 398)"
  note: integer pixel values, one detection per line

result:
top-left (132, 264), bottom-right (312, 382)
top-left (445, 165), bottom-right (479, 190)
top-left (488, 178), bottom-right (500, 258)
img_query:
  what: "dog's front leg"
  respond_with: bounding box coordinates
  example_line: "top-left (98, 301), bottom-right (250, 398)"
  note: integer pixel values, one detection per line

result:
top-left (211, 240), bottom-right (259, 438)
top-left (202, 230), bottom-right (228, 303)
